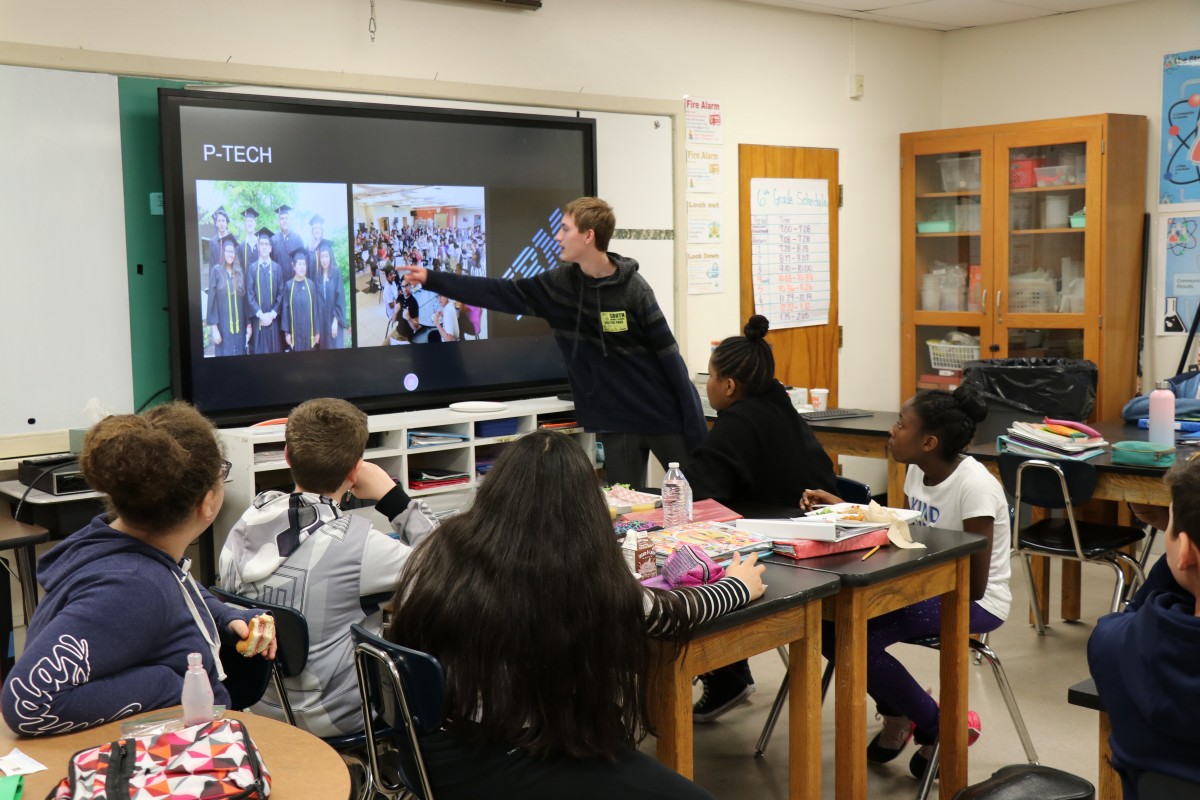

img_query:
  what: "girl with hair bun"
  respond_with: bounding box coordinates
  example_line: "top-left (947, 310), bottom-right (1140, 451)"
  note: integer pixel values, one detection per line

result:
top-left (687, 314), bottom-right (838, 722)
top-left (1, 403), bottom-right (275, 736)
top-left (802, 385), bottom-right (1012, 778)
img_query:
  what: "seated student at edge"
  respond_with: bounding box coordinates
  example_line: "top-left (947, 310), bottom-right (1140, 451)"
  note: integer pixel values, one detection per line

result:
top-left (1, 403), bottom-right (275, 736)
top-left (685, 314), bottom-right (838, 722)
top-left (1088, 455), bottom-right (1200, 797)
top-left (386, 429), bottom-right (766, 800)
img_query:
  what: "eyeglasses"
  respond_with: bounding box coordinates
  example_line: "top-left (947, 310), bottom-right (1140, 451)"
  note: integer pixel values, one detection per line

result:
top-left (219, 460), bottom-right (233, 482)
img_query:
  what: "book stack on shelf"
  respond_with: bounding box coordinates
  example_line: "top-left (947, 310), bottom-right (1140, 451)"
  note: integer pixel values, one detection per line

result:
top-left (408, 468), bottom-right (471, 490)
top-left (408, 430), bottom-right (469, 448)
top-left (998, 420), bottom-right (1108, 460)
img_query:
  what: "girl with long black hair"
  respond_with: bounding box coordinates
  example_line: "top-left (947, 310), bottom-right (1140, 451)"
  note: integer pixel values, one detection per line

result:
top-left (386, 429), bottom-right (765, 799)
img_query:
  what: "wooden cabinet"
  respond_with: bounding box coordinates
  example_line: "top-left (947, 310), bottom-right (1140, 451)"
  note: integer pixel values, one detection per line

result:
top-left (900, 114), bottom-right (1147, 419)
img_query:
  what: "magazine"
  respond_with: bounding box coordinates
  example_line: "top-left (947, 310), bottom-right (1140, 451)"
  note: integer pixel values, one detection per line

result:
top-left (647, 520), bottom-right (773, 564)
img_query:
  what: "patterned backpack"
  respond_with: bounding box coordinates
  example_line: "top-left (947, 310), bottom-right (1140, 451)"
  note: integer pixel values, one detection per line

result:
top-left (51, 718), bottom-right (270, 799)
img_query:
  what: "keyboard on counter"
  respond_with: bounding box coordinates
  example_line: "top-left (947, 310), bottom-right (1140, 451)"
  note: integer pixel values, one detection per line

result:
top-left (799, 408), bottom-right (875, 422)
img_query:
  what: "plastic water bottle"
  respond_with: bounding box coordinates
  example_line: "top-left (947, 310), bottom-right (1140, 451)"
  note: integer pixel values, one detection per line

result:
top-left (1148, 381), bottom-right (1176, 448)
top-left (181, 652), bottom-right (214, 726)
top-left (662, 462), bottom-right (692, 528)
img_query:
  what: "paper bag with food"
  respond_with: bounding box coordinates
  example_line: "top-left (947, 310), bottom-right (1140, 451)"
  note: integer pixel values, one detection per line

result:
top-left (861, 501), bottom-right (926, 550)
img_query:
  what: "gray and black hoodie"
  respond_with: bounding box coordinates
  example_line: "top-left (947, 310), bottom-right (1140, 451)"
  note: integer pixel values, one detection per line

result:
top-left (425, 253), bottom-right (706, 449)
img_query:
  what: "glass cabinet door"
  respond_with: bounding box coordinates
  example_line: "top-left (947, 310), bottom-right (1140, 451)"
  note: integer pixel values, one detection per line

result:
top-left (994, 129), bottom-right (1098, 362)
top-left (903, 135), bottom-right (992, 397)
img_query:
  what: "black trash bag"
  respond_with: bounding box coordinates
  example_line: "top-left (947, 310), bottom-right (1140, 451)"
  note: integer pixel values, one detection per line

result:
top-left (960, 358), bottom-right (1098, 421)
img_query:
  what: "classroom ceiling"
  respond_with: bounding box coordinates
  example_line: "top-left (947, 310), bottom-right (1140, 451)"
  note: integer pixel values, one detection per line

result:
top-left (733, 0), bottom-right (1138, 31)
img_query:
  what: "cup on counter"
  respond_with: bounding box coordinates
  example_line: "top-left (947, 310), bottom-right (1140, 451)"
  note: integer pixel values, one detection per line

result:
top-left (811, 388), bottom-right (829, 412)
top-left (789, 387), bottom-right (809, 407)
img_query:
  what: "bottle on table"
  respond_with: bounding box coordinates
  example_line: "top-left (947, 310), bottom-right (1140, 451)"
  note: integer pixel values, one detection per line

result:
top-left (181, 652), bottom-right (215, 726)
top-left (1148, 380), bottom-right (1176, 449)
top-left (662, 462), bottom-right (692, 528)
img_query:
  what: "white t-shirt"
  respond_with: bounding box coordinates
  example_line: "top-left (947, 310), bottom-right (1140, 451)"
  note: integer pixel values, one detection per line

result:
top-left (903, 456), bottom-right (1012, 621)
top-left (439, 304), bottom-right (460, 340)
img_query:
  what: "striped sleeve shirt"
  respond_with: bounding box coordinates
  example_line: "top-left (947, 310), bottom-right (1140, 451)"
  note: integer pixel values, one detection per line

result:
top-left (643, 577), bottom-right (752, 638)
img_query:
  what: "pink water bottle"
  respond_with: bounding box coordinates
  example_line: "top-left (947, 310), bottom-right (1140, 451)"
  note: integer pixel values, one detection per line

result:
top-left (1148, 381), bottom-right (1176, 448)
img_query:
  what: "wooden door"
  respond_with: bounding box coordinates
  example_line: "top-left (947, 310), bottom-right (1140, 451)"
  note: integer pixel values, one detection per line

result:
top-left (738, 145), bottom-right (839, 402)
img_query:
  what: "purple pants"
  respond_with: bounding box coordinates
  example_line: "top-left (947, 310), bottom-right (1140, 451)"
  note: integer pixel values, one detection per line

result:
top-left (821, 596), bottom-right (1003, 744)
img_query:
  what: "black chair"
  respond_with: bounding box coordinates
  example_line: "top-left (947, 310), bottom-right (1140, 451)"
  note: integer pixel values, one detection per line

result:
top-left (998, 455), bottom-right (1147, 634)
top-left (951, 764), bottom-right (1093, 800)
top-left (351, 623), bottom-right (446, 800)
top-left (209, 587), bottom-right (380, 799)
top-left (1138, 771), bottom-right (1200, 800)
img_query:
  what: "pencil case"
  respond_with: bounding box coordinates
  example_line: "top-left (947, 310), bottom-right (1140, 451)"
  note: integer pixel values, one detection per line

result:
top-left (1110, 441), bottom-right (1175, 468)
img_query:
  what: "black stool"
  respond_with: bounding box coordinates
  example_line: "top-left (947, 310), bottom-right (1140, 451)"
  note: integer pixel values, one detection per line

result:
top-left (953, 764), bottom-right (1093, 800)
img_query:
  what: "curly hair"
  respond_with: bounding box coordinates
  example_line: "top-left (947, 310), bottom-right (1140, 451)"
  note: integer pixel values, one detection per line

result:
top-left (80, 402), bottom-right (224, 531)
top-left (909, 384), bottom-right (988, 460)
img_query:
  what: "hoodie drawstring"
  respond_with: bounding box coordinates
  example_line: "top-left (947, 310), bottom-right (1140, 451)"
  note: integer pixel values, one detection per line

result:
top-left (595, 289), bottom-right (607, 357)
top-left (571, 277), bottom-right (586, 361)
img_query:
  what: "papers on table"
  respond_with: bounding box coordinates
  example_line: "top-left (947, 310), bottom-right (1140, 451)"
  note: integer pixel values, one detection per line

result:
top-left (999, 421), bottom-right (1108, 460)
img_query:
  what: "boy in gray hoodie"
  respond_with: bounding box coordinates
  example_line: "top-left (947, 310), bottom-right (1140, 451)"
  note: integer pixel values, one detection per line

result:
top-left (219, 398), bottom-right (435, 737)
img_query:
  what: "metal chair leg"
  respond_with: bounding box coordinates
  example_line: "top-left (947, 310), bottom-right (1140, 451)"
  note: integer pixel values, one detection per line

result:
top-left (755, 659), bottom-right (833, 757)
top-left (1020, 553), bottom-right (1047, 634)
top-left (1112, 552), bottom-right (1147, 610)
top-left (971, 640), bottom-right (1039, 764)
top-left (754, 671), bottom-right (790, 757)
top-left (776, 646), bottom-right (789, 668)
top-left (915, 739), bottom-right (940, 800)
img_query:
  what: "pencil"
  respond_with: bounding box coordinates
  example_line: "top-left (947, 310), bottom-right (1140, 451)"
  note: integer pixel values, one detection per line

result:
top-left (861, 545), bottom-right (881, 561)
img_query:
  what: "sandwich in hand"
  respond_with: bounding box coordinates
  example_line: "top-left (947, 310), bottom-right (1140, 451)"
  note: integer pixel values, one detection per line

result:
top-left (236, 613), bottom-right (276, 657)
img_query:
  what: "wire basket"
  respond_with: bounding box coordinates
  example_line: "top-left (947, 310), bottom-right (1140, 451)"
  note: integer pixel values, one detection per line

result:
top-left (1008, 284), bottom-right (1058, 313)
top-left (927, 341), bottom-right (980, 371)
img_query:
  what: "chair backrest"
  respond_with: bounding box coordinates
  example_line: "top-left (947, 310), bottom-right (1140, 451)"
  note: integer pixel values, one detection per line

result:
top-left (351, 623), bottom-right (446, 800)
top-left (209, 585), bottom-right (311, 679)
top-left (1138, 770), bottom-right (1200, 800)
top-left (835, 476), bottom-right (873, 505)
top-left (997, 454), bottom-right (1097, 509)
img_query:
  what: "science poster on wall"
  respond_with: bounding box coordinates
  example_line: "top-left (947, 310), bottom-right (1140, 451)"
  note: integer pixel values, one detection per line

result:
top-left (1158, 214), bottom-right (1200, 335)
top-left (1159, 50), bottom-right (1200, 208)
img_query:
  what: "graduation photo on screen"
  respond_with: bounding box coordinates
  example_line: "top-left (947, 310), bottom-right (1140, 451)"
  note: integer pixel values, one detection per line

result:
top-left (196, 180), bottom-right (352, 357)
top-left (351, 184), bottom-right (488, 347)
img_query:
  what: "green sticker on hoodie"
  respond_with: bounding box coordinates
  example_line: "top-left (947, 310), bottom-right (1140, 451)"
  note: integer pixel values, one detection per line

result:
top-left (600, 311), bottom-right (628, 332)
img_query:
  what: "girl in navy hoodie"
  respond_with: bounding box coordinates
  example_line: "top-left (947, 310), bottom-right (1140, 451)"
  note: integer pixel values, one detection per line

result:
top-left (1, 403), bottom-right (275, 736)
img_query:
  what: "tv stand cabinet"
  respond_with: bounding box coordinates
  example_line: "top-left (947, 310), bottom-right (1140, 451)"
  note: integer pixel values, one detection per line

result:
top-left (212, 397), bottom-right (591, 565)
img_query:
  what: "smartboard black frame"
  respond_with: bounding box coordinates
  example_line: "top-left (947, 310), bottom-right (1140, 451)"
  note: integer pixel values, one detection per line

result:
top-left (159, 88), bottom-right (595, 425)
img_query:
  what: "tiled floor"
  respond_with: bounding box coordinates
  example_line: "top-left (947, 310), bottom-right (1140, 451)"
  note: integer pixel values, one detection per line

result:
top-left (640, 547), bottom-right (1147, 799)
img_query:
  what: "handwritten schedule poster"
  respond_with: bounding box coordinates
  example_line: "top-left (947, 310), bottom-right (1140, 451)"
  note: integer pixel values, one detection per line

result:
top-left (749, 178), bottom-right (831, 329)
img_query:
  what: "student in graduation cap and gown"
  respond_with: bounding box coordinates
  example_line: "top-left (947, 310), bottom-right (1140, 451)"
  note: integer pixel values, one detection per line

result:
top-left (307, 213), bottom-right (332, 269)
top-left (313, 241), bottom-right (347, 350)
top-left (271, 204), bottom-right (305, 281)
top-left (282, 249), bottom-right (320, 352)
top-left (239, 207), bottom-right (260, 271)
top-left (207, 238), bottom-right (251, 357)
top-left (206, 206), bottom-right (238, 270)
top-left (247, 226), bottom-right (284, 355)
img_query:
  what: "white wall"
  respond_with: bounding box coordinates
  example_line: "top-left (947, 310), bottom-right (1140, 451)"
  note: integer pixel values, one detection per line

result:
top-left (941, 0), bottom-right (1196, 389)
top-left (0, 0), bottom-right (946, 420)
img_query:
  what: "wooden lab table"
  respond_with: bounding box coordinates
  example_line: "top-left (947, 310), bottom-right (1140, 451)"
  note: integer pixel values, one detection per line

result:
top-left (0, 709), bottom-right (350, 799)
top-left (774, 526), bottom-right (987, 800)
top-left (1068, 678), bottom-right (1119, 800)
top-left (649, 563), bottom-right (840, 800)
top-left (967, 419), bottom-right (1169, 624)
top-left (804, 411), bottom-right (907, 508)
